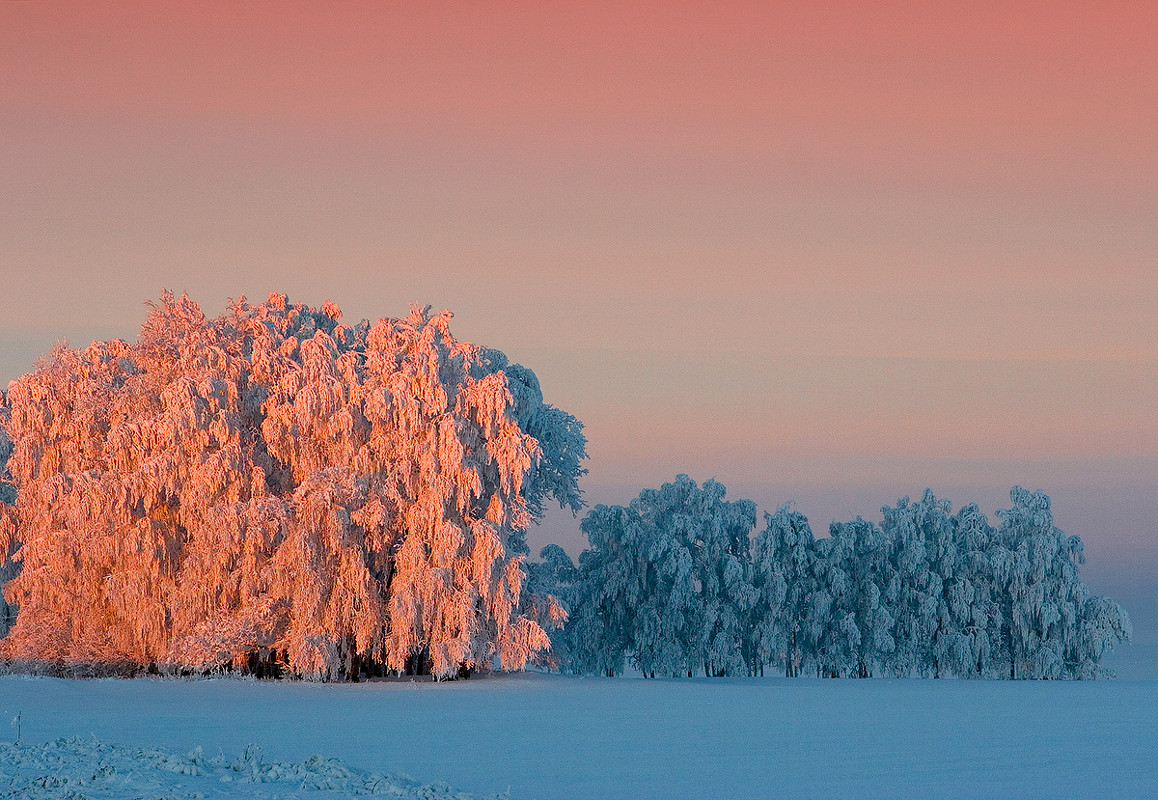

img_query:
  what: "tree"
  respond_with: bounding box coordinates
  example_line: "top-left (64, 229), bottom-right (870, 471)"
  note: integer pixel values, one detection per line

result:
top-left (0, 292), bottom-right (586, 679)
top-left (520, 544), bottom-right (576, 670)
top-left (881, 491), bottom-right (957, 677)
top-left (1072, 595), bottom-right (1132, 679)
top-left (994, 487), bottom-right (1111, 679)
top-left (564, 476), bottom-right (756, 678)
top-left (816, 518), bottom-right (893, 678)
top-left (564, 504), bottom-right (643, 677)
top-left (680, 479), bottom-right (757, 677)
top-left (750, 505), bottom-right (813, 676)
top-left (0, 408), bottom-right (16, 638)
top-left (944, 502), bottom-right (1000, 678)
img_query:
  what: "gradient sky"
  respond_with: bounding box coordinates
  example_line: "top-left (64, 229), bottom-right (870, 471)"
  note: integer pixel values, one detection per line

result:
top-left (2, 3), bottom-right (1156, 644)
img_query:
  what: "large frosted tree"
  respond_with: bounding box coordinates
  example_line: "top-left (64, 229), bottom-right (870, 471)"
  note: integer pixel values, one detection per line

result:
top-left (0, 292), bottom-right (586, 679)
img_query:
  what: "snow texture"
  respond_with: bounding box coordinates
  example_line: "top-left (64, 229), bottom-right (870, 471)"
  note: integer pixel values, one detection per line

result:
top-left (0, 737), bottom-right (493, 799)
top-left (0, 672), bottom-right (1155, 800)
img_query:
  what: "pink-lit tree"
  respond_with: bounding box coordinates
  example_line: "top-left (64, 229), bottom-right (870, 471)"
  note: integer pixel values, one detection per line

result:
top-left (0, 292), bottom-right (585, 679)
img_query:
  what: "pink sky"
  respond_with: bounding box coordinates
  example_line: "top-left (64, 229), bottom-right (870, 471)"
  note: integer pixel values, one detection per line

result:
top-left (2, 3), bottom-right (1156, 639)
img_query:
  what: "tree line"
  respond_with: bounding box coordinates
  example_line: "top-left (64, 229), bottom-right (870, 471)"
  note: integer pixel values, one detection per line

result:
top-left (0, 295), bottom-right (1130, 680)
top-left (526, 476), bottom-right (1131, 680)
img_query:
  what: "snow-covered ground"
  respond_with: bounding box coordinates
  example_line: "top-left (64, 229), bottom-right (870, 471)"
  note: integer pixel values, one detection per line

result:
top-left (0, 671), bottom-right (1155, 799)
top-left (0, 736), bottom-right (490, 799)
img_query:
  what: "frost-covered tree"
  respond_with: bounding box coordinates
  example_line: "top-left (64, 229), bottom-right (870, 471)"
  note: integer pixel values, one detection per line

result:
top-left (813, 518), bottom-right (893, 678)
top-left (623, 486), bottom-right (700, 679)
top-left (994, 487), bottom-right (1101, 679)
top-left (569, 483), bottom-right (700, 678)
top-left (881, 495), bottom-right (931, 676)
top-left (0, 404), bottom-right (12, 507)
top-left (564, 476), bottom-right (756, 678)
top-left (943, 502), bottom-right (1000, 677)
top-left (0, 408), bottom-right (16, 638)
top-left (520, 544), bottom-right (576, 669)
top-left (1072, 595), bottom-right (1132, 679)
top-left (0, 292), bottom-right (586, 679)
top-left (750, 505), bottom-right (813, 676)
top-left (563, 504), bottom-right (644, 676)
top-left (880, 491), bottom-right (956, 677)
top-left (684, 480), bottom-right (757, 677)
top-left (800, 533), bottom-right (840, 678)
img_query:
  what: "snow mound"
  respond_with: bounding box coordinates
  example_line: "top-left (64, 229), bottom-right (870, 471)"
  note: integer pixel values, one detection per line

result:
top-left (0, 737), bottom-right (497, 799)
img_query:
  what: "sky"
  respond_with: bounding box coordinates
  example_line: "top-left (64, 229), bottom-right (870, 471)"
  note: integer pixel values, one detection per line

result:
top-left (2, 3), bottom-right (1156, 643)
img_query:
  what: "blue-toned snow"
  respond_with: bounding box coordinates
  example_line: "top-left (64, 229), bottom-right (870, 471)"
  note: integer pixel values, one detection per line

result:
top-left (0, 672), bottom-right (1155, 799)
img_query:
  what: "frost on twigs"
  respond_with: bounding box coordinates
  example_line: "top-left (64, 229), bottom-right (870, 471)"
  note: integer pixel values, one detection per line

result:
top-left (0, 291), bottom-right (586, 680)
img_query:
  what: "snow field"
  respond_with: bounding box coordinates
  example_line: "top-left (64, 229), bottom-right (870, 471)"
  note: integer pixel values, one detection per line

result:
top-left (0, 671), bottom-right (1155, 799)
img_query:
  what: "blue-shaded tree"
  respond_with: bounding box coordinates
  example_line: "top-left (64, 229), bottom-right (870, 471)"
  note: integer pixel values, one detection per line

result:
top-left (0, 411), bottom-right (15, 638)
top-left (991, 487), bottom-right (1123, 679)
top-left (943, 501), bottom-right (1001, 677)
top-left (564, 503), bottom-right (644, 677)
top-left (749, 505), bottom-right (813, 676)
top-left (812, 517), bottom-right (894, 678)
top-left (520, 543), bottom-right (576, 670)
top-left (881, 491), bottom-right (955, 677)
top-left (564, 476), bottom-right (757, 678)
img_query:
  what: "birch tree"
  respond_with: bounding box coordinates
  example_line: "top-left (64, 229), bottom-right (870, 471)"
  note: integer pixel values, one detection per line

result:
top-left (0, 292), bottom-right (585, 679)
top-left (564, 476), bottom-right (756, 678)
top-left (0, 411), bottom-right (16, 637)
top-left (995, 487), bottom-right (1094, 679)
top-left (750, 505), bottom-right (813, 676)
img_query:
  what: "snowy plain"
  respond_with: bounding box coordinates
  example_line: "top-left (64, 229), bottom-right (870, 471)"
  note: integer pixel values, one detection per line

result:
top-left (1, 672), bottom-right (1155, 800)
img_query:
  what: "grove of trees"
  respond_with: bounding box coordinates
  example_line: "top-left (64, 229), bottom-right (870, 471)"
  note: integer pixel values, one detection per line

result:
top-left (536, 476), bottom-right (1131, 680)
top-left (0, 296), bottom-right (1132, 681)
top-left (0, 292), bottom-right (586, 679)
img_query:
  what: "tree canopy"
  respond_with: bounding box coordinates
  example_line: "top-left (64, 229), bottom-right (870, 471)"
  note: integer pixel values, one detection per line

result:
top-left (541, 480), bottom-right (1130, 680)
top-left (0, 292), bottom-right (587, 679)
